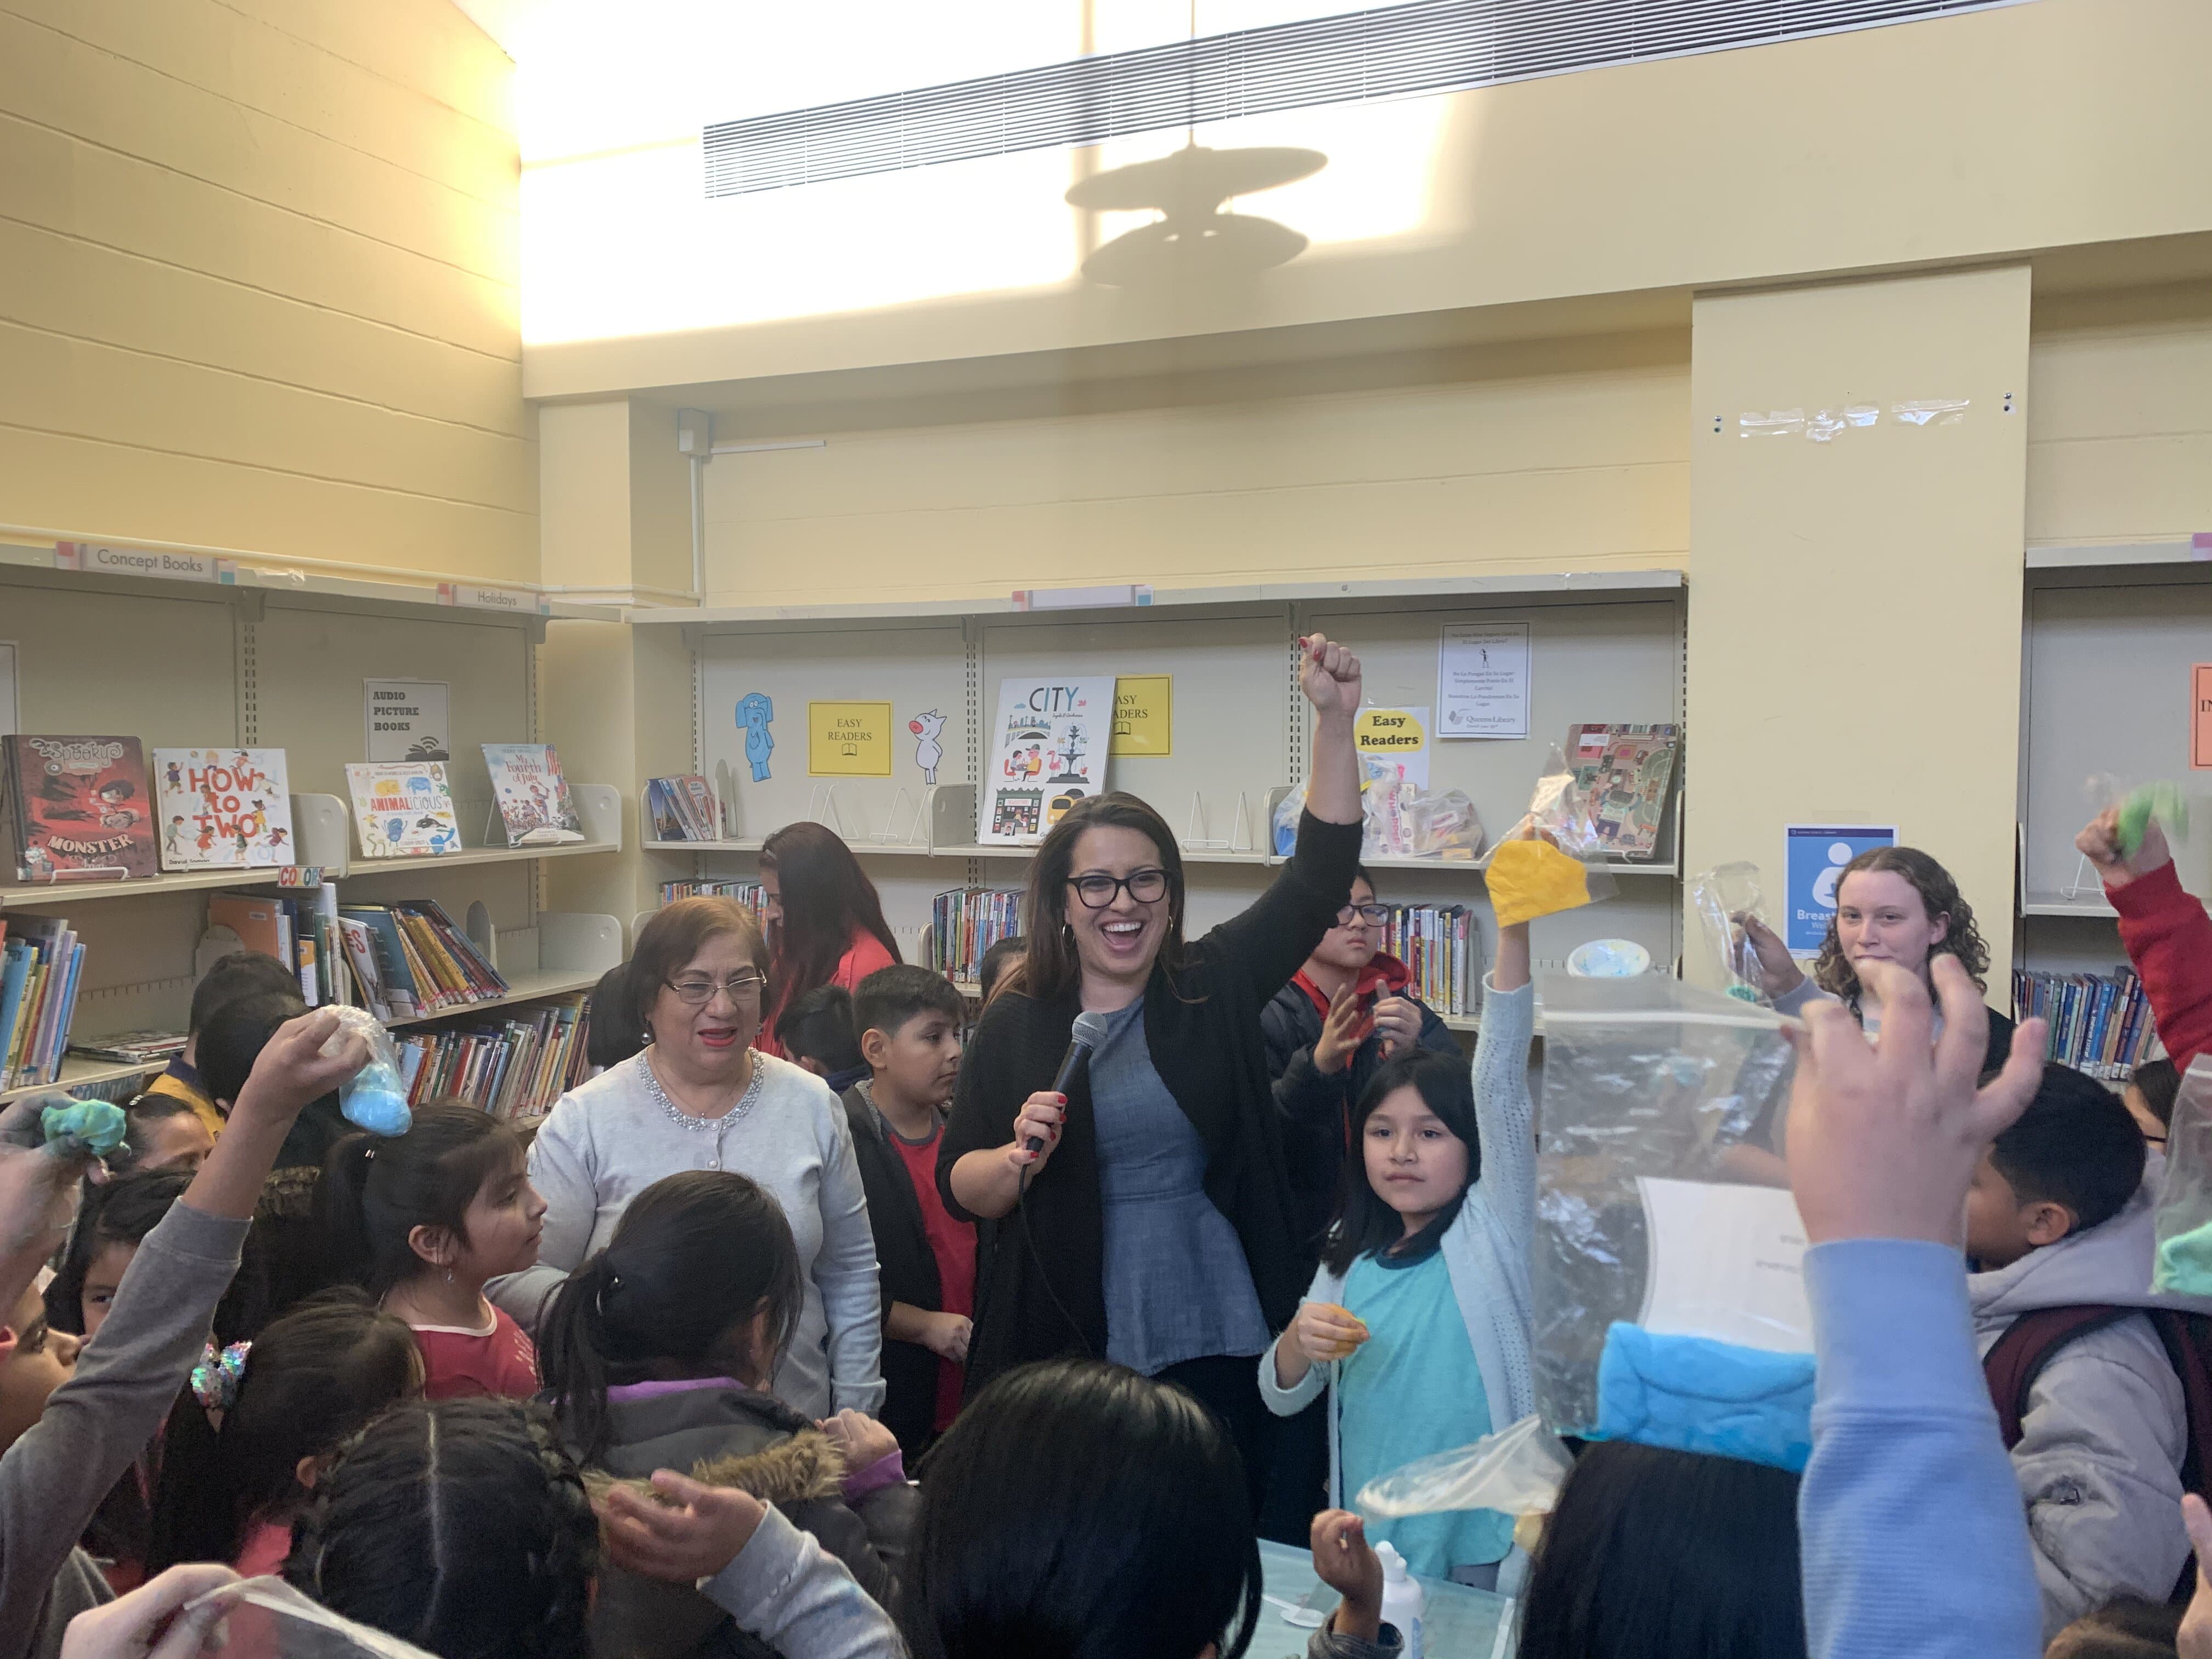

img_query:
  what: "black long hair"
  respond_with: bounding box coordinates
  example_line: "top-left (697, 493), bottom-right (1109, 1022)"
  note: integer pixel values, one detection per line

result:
top-left (318, 1105), bottom-right (526, 1296)
top-left (1321, 1048), bottom-right (1480, 1277)
top-left (760, 821), bottom-right (901, 1011)
top-left (149, 1289), bottom-right (420, 1571)
top-left (1014, 793), bottom-right (1189, 1002)
top-left (901, 1358), bottom-right (1261, 1659)
top-left (1519, 1441), bottom-right (1805, 1659)
top-left (47, 1168), bottom-right (190, 1334)
top-left (538, 1170), bottom-right (803, 1463)
top-left (285, 1398), bottom-right (598, 1659)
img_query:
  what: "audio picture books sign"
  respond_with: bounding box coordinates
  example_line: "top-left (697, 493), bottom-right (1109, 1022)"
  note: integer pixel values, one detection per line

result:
top-left (364, 680), bottom-right (450, 764)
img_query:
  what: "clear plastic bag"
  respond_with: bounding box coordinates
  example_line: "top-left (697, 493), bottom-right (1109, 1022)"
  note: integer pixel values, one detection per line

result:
top-left (1407, 788), bottom-right (1484, 859)
top-left (321, 1005), bottom-right (411, 1137)
top-left (1486, 747), bottom-right (1619, 927)
top-left (1530, 972), bottom-right (1803, 1434)
top-left (1690, 861), bottom-right (1776, 1006)
top-left (188, 1576), bottom-right (441, 1659)
top-left (2153, 1057), bottom-right (2212, 1296)
top-left (1272, 759), bottom-right (1486, 861)
top-left (1354, 1412), bottom-right (1573, 1520)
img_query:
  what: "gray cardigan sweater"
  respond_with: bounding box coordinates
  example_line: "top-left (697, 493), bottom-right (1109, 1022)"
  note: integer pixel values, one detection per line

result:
top-left (490, 1049), bottom-right (885, 1418)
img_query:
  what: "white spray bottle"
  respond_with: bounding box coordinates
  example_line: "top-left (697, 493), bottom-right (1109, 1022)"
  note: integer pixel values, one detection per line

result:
top-left (1373, 1540), bottom-right (1425, 1659)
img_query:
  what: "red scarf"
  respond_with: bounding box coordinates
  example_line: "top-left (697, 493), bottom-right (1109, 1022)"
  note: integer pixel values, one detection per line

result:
top-left (1290, 949), bottom-right (1414, 1020)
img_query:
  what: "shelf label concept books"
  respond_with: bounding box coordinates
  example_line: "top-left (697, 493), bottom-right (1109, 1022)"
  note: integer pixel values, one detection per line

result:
top-left (153, 749), bottom-right (296, 870)
top-left (2, 735), bottom-right (157, 882)
top-left (1565, 724), bottom-right (1680, 859)
top-left (980, 677), bottom-right (1113, 844)
top-left (345, 762), bottom-right (461, 859)
top-left (481, 744), bottom-right (583, 846)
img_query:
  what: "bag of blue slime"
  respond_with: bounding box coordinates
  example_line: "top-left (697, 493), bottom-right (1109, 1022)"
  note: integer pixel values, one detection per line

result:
top-left (320, 1005), bottom-right (413, 1137)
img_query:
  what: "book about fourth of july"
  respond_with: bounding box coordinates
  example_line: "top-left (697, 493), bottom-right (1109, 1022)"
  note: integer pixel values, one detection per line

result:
top-left (1565, 724), bottom-right (1681, 859)
top-left (344, 763), bottom-right (461, 859)
top-left (481, 743), bottom-right (584, 847)
top-left (153, 748), bottom-right (296, 870)
top-left (978, 677), bottom-right (1114, 844)
top-left (2, 735), bottom-right (157, 882)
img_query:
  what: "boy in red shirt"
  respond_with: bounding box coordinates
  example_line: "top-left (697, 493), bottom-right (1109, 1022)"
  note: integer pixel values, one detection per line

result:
top-left (839, 966), bottom-right (972, 1455)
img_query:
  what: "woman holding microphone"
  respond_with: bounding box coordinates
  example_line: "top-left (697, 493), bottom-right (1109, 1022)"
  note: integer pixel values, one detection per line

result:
top-left (940, 635), bottom-right (1364, 1511)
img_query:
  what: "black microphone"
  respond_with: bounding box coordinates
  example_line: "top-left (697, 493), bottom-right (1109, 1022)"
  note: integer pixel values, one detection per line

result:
top-left (1029, 1010), bottom-right (1110, 1154)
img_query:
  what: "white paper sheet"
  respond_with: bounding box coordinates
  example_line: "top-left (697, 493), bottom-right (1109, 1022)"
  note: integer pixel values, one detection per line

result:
top-left (1438, 623), bottom-right (1530, 739)
top-left (1634, 1176), bottom-right (1813, 1353)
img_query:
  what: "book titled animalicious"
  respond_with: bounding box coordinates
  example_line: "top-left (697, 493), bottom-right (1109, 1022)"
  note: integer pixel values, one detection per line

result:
top-left (344, 762), bottom-right (461, 859)
top-left (2, 735), bottom-right (157, 881)
top-left (153, 748), bottom-right (296, 871)
top-left (481, 743), bottom-right (583, 847)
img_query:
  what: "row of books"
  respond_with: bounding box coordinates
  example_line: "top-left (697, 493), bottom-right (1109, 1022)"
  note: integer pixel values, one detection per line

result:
top-left (1374, 903), bottom-right (1481, 1017)
top-left (0, 913), bottom-right (84, 1091)
top-left (2012, 967), bottom-right (2158, 1082)
top-left (645, 776), bottom-right (725, 842)
top-left (336, 901), bottom-right (509, 1021)
top-left (394, 997), bottom-right (593, 1122)
top-left (2, 736), bottom-right (584, 882)
top-left (927, 888), bottom-right (1023, 985)
top-left (660, 879), bottom-right (766, 924)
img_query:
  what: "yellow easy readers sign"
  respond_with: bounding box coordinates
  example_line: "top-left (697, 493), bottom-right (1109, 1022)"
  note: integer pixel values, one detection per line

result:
top-left (1354, 706), bottom-right (1430, 787)
top-left (808, 702), bottom-right (893, 776)
top-left (1110, 675), bottom-right (1173, 757)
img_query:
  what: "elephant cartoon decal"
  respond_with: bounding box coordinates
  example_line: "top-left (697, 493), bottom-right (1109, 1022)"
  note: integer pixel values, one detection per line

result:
top-left (736, 692), bottom-right (775, 782)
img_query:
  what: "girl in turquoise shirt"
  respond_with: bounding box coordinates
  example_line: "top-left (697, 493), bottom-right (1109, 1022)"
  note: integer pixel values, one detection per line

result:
top-left (1261, 907), bottom-right (1537, 1590)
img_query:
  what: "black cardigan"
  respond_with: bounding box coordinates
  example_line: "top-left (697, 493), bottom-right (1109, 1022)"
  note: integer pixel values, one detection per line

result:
top-left (937, 811), bottom-right (1363, 1395)
top-left (839, 1083), bottom-right (947, 1456)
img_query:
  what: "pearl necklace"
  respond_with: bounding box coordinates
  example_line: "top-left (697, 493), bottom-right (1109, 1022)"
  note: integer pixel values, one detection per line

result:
top-left (640, 1048), bottom-right (764, 1172)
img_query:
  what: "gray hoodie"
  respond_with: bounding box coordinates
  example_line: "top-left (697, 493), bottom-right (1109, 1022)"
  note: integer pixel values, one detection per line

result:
top-left (1970, 1161), bottom-right (2211, 1641)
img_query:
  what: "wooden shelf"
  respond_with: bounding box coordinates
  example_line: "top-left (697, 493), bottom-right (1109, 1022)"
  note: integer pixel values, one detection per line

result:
top-left (630, 568), bottom-right (1688, 629)
top-left (383, 968), bottom-right (603, 1029)
top-left (2, 865), bottom-right (306, 910)
top-left (2020, 894), bottom-right (2119, 918)
top-left (0, 1054), bottom-right (163, 1105)
top-left (343, 838), bottom-right (620, 877)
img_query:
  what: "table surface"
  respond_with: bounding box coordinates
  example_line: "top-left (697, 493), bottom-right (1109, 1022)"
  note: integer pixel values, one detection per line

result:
top-left (1254, 1541), bottom-right (1514, 1659)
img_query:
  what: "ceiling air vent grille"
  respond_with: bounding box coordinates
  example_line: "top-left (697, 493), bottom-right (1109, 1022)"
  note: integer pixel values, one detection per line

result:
top-left (705, 0), bottom-right (2025, 197)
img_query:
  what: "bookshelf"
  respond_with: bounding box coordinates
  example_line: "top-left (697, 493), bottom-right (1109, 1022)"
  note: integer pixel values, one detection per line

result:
top-left (641, 575), bottom-right (1688, 1024)
top-left (0, 541), bottom-right (627, 1101)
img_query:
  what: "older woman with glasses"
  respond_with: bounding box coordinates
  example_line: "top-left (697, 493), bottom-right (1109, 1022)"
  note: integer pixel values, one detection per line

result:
top-left (941, 635), bottom-right (1365, 1515)
top-left (488, 896), bottom-right (881, 1419)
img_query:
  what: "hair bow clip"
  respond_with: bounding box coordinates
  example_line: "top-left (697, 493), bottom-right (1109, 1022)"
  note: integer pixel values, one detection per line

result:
top-left (191, 1339), bottom-right (250, 1413)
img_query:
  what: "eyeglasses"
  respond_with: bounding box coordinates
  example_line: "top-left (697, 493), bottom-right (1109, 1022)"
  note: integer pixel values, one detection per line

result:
top-left (1067, 868), bottom-right (1170, 909)
top-left (664, 974), bottom-right (767, 1007)
top-left (1336, 902), bottom-right (1391, 926)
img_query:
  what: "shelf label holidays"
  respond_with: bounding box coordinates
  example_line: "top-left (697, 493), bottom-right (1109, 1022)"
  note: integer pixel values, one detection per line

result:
top-left (438, 582), bottom-right (549, 614)
top-left (55, 542), bottom-right (234, 584)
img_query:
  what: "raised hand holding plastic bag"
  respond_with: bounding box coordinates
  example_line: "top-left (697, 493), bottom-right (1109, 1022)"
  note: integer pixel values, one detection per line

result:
top-left (1486, 750), bottom-right (1618, 927)
top-left (320, 1005), bottom-right (412, 1137)
top-left (2154, 1057), bottom-right (2212, 1296)
top-left (1691, 862), bottom-right (1780, 1005)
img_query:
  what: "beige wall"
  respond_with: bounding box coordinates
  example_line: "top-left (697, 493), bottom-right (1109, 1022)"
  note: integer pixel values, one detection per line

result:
top-left (701, 332), bottom-right (1689, 605)
top-left (2027, 284), bottom-right (2212, 549)
top-left (526, 0), bottom-right (2212, 400)
top-left (1683, 267), bottom-right (2033, 992)
top-left (0, 0), bottom-right (536, 581)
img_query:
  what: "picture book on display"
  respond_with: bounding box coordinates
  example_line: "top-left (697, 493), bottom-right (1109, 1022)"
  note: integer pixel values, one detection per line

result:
top-left (482, 744), bottom-right (583, 847)
top-left (1, 735), bottom-right (157, 882)
top-left (645, 775), bottom-right (723, 842)
top-left (345, 763), bottom-right (460, 859)
top-left (1565, 723), bottom-right (1680, 859)
top-left (153, 749), bottom-right (296, 871)
top-left (979, 677), bottom-right (1114, 844)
